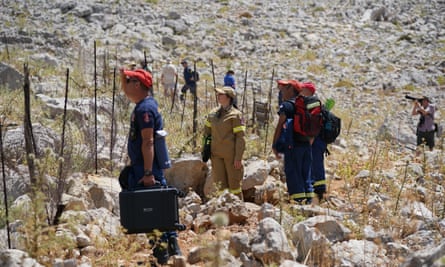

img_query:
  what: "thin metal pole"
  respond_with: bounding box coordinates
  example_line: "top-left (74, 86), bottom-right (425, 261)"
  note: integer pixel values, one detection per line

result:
top-left (170, 72), bottom-right (178, 113)
top-left (23, 63), bottom-right (37, 185)
top-left (180, 92), bottom-right (187, 128)
top-left (110, 68), bottom-right (116, 171)
top-left (144, 50), bottom-right (147, 71)
top-left (211, 59), bottom-right (216, 90)
top-left (264, 68), bottom-right (275, 154)
top-left (205, 80), bottom-right (208, 110)
top-left (0, 122), bottom-right (12, 248)
top-left (59, 69), bottom-right (69, 171)
top-left (210, 59), bottom-right (217, 105)
top-left (94, 41), bottom-right (98, 174)
top-left (53, 68), bottom-right (70, 225)
top-left (241, 69), bottom-right (247, 113)
top-left (192, 61), bottom-right (198, 148)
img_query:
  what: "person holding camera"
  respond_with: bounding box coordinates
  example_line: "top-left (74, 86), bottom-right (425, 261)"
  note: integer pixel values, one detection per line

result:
top-left (411, 96), bottom-right (435, 152)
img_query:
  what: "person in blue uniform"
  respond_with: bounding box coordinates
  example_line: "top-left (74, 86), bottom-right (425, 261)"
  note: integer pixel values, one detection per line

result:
top-left (299, 82), bottom-right (327, 202)
top-left (272, 79), bottom-right (314, 204)
top-left (120, 68), bottom-right (181, 264)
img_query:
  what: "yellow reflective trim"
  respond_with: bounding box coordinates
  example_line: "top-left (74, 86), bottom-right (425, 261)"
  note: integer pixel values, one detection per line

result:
top-left (306, 102), bottom-right (320, 109)
top-left (314, 180), bottom-right (326, 187)
top-left (229, 188), bottom-right (242, 194)
top-left (216, 189), bottom-right (227, 196)
top-left (306, 192), bottom-right (315, 198)
top-left (233, 125), bottom-right (245, 133)
top-left (290, 193), bottom-right (306, 199)
top-left (205, 120), bottom-right (211, 127)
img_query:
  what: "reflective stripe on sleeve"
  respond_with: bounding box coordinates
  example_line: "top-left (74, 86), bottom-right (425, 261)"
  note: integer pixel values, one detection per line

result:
top-left (233, 125), bottom-right (245, 133)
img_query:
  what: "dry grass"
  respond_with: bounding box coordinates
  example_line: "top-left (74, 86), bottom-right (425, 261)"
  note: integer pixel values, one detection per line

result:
top-left (2, 69), bottom-right (445, 265)
top-left (1, 30), bottom-right (444, 265)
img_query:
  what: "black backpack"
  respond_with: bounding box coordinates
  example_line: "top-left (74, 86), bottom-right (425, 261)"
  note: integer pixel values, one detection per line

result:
top-left (201, 135), bottom-right (211, 162)
top-left (191, 70), bottom-right (199, 81)
top-left (319, 107), bottom-right (341, 144)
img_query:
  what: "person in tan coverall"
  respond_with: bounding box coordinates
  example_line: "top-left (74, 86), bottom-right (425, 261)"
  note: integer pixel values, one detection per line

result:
top-left (203, 86), bottom-right (246, 199)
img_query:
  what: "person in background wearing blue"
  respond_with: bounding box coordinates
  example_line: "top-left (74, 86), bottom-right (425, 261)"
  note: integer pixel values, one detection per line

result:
top-left (224, 70), bottom-right (238, 106)
top-left (224, 70), bottom-right (236, 89)
top-left (180, 60), bottom-right (197, 101)
top-left (272, 79), bottom-right (314, 204)
top-left (120, 68), bottom-right (181, 265)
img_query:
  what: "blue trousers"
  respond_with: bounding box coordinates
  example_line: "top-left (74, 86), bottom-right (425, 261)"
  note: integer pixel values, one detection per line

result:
top-left (284, 142), bottom-right (313, 201)
top-left (311, 137), bottom-right (327, 193)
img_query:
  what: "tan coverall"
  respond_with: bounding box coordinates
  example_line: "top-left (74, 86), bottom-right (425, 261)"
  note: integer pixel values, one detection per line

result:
top-left (204, 105), bottom-right (245, 196)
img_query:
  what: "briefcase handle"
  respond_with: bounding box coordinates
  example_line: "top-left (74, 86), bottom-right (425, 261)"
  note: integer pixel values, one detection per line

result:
top-left (130, 184), bottom-right (186, 198)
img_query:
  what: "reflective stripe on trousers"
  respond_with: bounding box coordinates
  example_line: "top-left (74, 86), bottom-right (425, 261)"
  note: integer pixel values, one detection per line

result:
top-left (284, 143), bottom-right (313, 200)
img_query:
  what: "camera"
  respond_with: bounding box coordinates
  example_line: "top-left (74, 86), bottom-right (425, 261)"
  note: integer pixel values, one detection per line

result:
top-left (405, 95), bottom-right (422, 102)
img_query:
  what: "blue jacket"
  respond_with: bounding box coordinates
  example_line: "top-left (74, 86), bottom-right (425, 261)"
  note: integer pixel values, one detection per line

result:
top-left (183, 67), bottom-right (196, 86)
top-left (224, 74), bottom-right (236, 88)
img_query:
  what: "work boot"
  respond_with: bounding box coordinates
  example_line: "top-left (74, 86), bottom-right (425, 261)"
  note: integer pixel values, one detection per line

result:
top-left (315, 189), bottom-right (326, 203)
top-left (293, 198), bottom-right (304, 205)
top-left (168, 236), bottom-right (182, 256)
top-left (317, 192), bottom-right (324, 202)
top-left (152, 240), bottom-right (169, 265)
top-left (314, 189), bottom-right (326, 203)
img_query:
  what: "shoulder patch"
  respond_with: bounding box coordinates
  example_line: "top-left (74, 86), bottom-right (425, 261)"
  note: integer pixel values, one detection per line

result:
top-left (143, 112), bottom-right (150, 123)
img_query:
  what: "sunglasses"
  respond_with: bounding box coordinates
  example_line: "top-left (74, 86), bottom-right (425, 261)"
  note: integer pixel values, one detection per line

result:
top-left (126, 78), bottom-right (139, 84)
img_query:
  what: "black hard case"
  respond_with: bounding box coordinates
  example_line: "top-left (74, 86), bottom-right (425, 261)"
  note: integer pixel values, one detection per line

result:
top-left (119, 186), bottom-right (185, 234)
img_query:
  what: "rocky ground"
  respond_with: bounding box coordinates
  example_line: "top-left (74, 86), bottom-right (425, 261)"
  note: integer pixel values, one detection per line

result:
top-left (1, 0), bottom-right (445, 266)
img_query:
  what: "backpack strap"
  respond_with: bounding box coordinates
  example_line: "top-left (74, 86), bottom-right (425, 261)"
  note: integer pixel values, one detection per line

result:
top-left (284, 99), bottom-right (296, 119)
